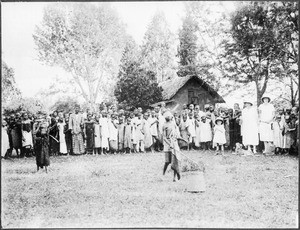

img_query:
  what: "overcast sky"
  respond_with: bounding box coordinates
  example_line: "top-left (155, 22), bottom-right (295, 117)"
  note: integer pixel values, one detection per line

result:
top-left (2, 2), bottom-right (235, 98)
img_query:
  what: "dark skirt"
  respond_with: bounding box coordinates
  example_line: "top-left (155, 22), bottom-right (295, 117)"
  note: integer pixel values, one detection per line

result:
top-left (230, 119), bottom-right (242, 148)
top-left (165, 151), bottom-right (180, 175)
top-left (85, 124), bottom-right (94, 150)
top-left (11, 128), bottom-right (22, 149)
top-left (35, 136), bottom-right (50, 167)
top-left (49, 136), bottom-right (59, 155)
top-left (65, 131), bottom-right (72, 152)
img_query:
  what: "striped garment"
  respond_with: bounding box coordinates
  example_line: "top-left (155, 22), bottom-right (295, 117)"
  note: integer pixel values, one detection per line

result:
top-left (72, 133), bottom-right (85, 155)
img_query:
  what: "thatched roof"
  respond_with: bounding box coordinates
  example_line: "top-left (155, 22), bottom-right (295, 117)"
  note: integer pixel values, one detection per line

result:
top-left (159, 75), bottom-right (225, 103)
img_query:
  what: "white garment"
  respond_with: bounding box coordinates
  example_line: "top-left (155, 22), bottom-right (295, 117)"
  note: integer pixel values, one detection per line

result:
top-left (135, 118), bottom-right (144, 141)
top-left (187, 118), bottom-right (196, 138)
top-left (94, 123), bottom-right (101, 148)
top-left (149, 117), bottom-right (158, 136)
top-left (2, 126), bottom-right (9, 156)
top-left (272, 121), bottom-right (284, 148)
top-left (109, 120), bottom-right (118, 141)
top-left (213, 124), bottom-right (226, 144)
top-left (195, 120), bottom-right (201, 147)
top-left (131, 117), bottom-right (138, 144)
top-left (158, 113), bottom-right (165, 135)
top-left (22, 131), bottom-right (33, 147)
top-left (259, 103), bottom-right (275, 141)
top-left (241, 107), bottom-right (259, 146)
top-left (199, 120), bottom-right (212, 142)
top-left (58, 122), bottom-right (67, 154)
top-left (100, 117), bottom-right (109, 148)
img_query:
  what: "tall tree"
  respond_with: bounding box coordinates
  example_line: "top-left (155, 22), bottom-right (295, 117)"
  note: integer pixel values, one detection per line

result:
top-left (183, 1), bottom-right (234, 91)
top-left (141, 11), bottom-right (177, 82)
top-left (221, 2), bottom-right (282, 105)
top-left (177, 13), bottom-right (198, 77)
top-left (1, 61), bottom-right (22, 109)
top-left (33, 3), bottom-right (127, 108)
top-left (269, 2), bottom-right (298, 106)
top-left (118, 35), bottom-right (141, 78)
top-left (115, 62), bottom-right (163, 109)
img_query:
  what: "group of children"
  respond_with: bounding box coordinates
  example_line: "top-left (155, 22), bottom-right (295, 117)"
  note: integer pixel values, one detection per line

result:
top-left (2, 100), bottom-right (299, 159)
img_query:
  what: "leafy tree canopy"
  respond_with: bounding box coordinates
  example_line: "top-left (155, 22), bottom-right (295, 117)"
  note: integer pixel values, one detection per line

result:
top-left (115, 62), bottom-right (163, 110)
top-left (33, 3), bottom-right (127, 107)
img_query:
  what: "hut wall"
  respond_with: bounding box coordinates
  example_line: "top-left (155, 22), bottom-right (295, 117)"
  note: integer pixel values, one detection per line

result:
top-left (166, 79), bottom-right (216, 111)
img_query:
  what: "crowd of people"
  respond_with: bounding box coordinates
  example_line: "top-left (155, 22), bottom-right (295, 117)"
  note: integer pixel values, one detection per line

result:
top-left (1, 95), bottom-right (299, 170)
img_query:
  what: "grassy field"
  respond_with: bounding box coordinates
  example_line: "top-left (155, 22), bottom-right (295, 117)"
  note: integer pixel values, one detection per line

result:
top-left (1, 150), bottom-right (298, 228)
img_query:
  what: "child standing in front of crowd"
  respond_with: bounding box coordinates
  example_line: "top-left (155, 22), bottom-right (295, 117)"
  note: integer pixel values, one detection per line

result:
top-left (213, 117), bottom-right (226, 155)
top-left (200, 114), bottom-right (212, 150)
top-left (272, 114), bottom-right (284, 155)
top-left (124, 117), bottom-right (133, 154)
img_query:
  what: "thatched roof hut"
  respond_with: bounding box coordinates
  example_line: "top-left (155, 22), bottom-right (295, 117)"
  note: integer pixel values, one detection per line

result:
top-left (153, 75), bottom-right (225, 111)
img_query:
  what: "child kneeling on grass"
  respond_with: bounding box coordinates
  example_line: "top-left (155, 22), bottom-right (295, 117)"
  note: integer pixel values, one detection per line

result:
top-left (213, 117), bottom-right (226, 155)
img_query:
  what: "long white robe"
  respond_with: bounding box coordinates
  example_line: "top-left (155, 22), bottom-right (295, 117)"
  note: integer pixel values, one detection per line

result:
top-left (94, 123), bottom-right (101, 148)
top-left (258, 103), bottom-right (275, 141)
top-left (272, 120), bottom-right (284, 148)
top-left (142, 119), bottom-right (153, 148)
top-left (2, 126), bottom-right (9, 157)
top-left (149, 117), bottom-right (158, 137)
top-left (241, 107), bottom-right (259, 146)
top-left (100, 117), bottom-right (109, 148)
top-left (199, 120), bottom-right (212, 142)
top-left (58, 122), bottom-right (67, 154)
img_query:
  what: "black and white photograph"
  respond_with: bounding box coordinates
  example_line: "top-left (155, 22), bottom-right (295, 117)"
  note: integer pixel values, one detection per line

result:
top-left (1, 1), bottom-right (299, 228)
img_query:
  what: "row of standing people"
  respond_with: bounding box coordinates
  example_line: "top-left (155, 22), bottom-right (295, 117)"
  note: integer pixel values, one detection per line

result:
top-left (2, 97), bottom-right (299, 161)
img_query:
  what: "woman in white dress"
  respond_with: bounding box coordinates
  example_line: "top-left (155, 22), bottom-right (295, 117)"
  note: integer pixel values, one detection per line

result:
top-left (108, 115), bottom-right (118, 154)
top-left (258, 95), bottom-right (275, 154)
top-left (21, 113), bottom-right (34, 157)
top-left (241, 100), bottom-right (259, 154)
top-left (2, 119), bottom-right (10, 158)
top-left (57, 117), bottom-right (67, 155)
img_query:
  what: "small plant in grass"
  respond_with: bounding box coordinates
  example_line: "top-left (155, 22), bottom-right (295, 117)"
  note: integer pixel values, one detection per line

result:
top-left (181, 158), bottom-right (205, 173)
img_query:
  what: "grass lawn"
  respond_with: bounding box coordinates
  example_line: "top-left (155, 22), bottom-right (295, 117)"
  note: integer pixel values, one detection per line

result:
top-left (1, 150), bottom-right (298, 228)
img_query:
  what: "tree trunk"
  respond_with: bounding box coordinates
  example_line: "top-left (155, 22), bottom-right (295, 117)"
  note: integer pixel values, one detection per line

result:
top-left (256, 86), bottom-right (263, 107)
top-left (290, 75), bottom-right (295, 107)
